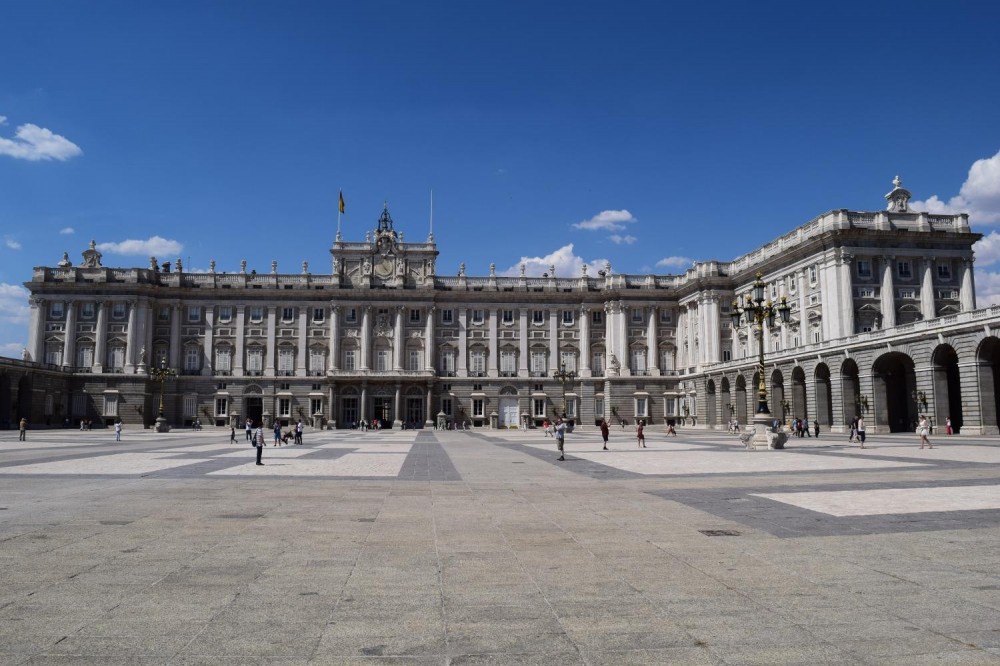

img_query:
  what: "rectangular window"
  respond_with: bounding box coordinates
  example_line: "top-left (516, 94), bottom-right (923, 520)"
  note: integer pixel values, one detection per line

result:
top-left (559, 351), bottom-right (577, 372)
top-left (937, 264), bottom-right (951, 280)
top-left (45, 345), bottom-right (61, 365)
top-left (532, 310), bottom-right (544, 324)
top-left (660, 350), bottom-right (674, 371)
top-left (631, 308), bottom-right (644, 323)
top-left (249, 307), bottom-right (263, 322)
top-left (898, 288), bottom-right (915, 299)
top-left (281, 307), bottom-right (294, 322)
top-left (635, 397), bottom-right (648, 417)
top-left (594, 397), bottom-right (604, 418)
top-left (500, 351), bottom-right (516, 374)
top-left (659, 309), bottom-right (672, 323)
top-left (112, 302), bottom-right (127, 319)
top-left (312, 307), bottom-right (325, 322)
top-left (409, 309), bottom-right (421, 324)
top-left (49, 302), bottom-right (64, 319)
top-left (309, 350), bottom-right (325, 374)
top-left (279, 398), bottom-right (291, 417)
top-left (722, 349), bottom-right (731, 362)
top-left (157, 307), bottom-right (169, 321)
top-left (216, 349), bottom-right (232, 372)
top-left (666, 398), bottom-right (676, 415)
top-left (185, 347), bottom-right (200, 371)
top-left (310, 398), bottom-right (323, 416)
top-left (183, 395), bottom-right (197, 418)
top-left (345, 308), bottom-right (357, 323)
top-left (809, 266), bottom-right (818, 284)
top-left (592, 351), bottom-right (605, 375)
top-left (813, 331), bottom-right (822, 343)
top-left (501, 309), bottom-right (514, 323)
top-left (565, 399), bottom-right (577, 419)
top-left (562, 310), bottom-right (574, 325)
top-left (533, 399), bottom-right (547, 418)
top-left (938, 289), bottom-right (957, 299)
top-left (408, 350), bottom-right (421, 371)
top-left (592, 310), bottom-right (604, 325)
top-left (897, 261), bottom-right (912, 279)
top-left (531, 351), bottom-right (547, 375)
top-left (188, 306), bottom-right (201, 323)
top-left (217, 306), bottom-right (232, 322)
top-left (470, 351), bottom-right (486, 375)
top-left (215, 398), bottom-right (228, 417)
top-left (247, 349), bottom-right (263, 373)
top-left (471, 309), bottom-right (483, 324)
top-left (278, 349), bottom-right (294, 374)
top-left (631, 350), bottom-right (647, 374)
top-left (439, 350), bottom-right (455, 375)
top-left (375, 350), bottom-right (389, 372)
top-left (82, 303), bottom-right (95, 319)
top-left (108, 346), bottom-right (125, 369)
top-left (472, 399), bottom-right (484, 418)
top-left (103, 394), bottom-right (118, 417)
top-left (441, 398), bottom-right (453, 416)
top-left (857, 260), bottom-right (872, 277)
top-left (441, 309), bottom-right (454, 324)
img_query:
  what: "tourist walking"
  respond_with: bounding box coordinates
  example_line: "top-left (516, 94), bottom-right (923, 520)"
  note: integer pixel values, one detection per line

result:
top-left (115, 420), bottom-right (122, 442)
top-left (813, 419), bottom-right (819, 438)
top-left (555, 418), bottom-right (566, 461)
top-left (856, 415), bottom-right (866, 448)
top-left (918, 415), bottom-right (934, 449)
top-left (636, 420), bottom-right (647, 448)
top-left (254, 424), bottom-right (265, 465)
top-left (18, 417), bottom-right (27, 441)
top-left (600, 418), bottom-right (610, 450)
top-left (245, 418), bottom-right (253, 441)
top-left (946, 417), bottom-right (953, 435)
top-left (295, 420), bottom-right (303, 445)
top-left (230, 425), bottom-right (236, 443)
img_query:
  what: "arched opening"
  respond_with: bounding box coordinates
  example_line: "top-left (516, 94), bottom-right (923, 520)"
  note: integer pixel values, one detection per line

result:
top-left (976, 337), bottom-right (1000, 435)
top-left (770, 369), bottom-right (785, 421)
top-left (0, 372), bottom-right (11, 429)
top-left (243, 384), bottom-right (264, 426)
top-left (791, 366), bottom-right (808, 422)
top-left (872, 352), bottom-right (917, 432)
top-left (720, 377), bottom-right (732, 425)
top-left (814, 363), bottom-right (833, 427)
top-left (498, 385), bottom-right (519, 428)
top-left (841, 359), bottom-right (860, 426)
top-left (706, 379), bottom-right (717, 427)
top-left (931, 344), bottom-right (963, 433)
top-left (17, 375), bottom-right (32, 424)
top-left (735, 375), bottom-right (747, 425)
top-left (339, 386), bottom-right (359, 428)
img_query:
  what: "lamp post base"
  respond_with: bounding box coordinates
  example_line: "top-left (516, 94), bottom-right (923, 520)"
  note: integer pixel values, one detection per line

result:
top-left (749, 411), bottom-right (786, 450)
top-left (154, 416), bottom-right (170, 433)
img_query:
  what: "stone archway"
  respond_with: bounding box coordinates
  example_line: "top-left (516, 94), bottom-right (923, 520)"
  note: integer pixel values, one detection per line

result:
top-left (720, 377), bottom-right (732, 425)
top-left (706, 379), bottom-right (717, 427)
top-left (931, 344), bottom-right (963, 433)
top-left (735, 375), bottom-right (748, 425)
top-left (841, 359), bottom-right (860, 427)
top-left (872, 352), bottom-right (917, 432)
top-left (17, 375), bottom-right (32, 424)
top-left (0, 372), bottom-right (11, 429)
top-left (814, 363), bottom-right (833, 427)
top-left (770, 369), bottom-right (785, 421)
top-left (976, 337), bottom-right (1000, 435)
top-left (791, 366), bottom-right (808, 422)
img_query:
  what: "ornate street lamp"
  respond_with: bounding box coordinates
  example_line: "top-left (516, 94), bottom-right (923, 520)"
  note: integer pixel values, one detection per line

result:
top-left (731, 272), bottom-right (791, 448)
top-left (552, 361), bottom-right (577, 422)
top-left (149, 358), bottom-right (176, 432)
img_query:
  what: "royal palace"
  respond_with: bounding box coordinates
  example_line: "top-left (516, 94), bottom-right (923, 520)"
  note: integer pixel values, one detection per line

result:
top-left (4, 177), bottom-right (1000, 435)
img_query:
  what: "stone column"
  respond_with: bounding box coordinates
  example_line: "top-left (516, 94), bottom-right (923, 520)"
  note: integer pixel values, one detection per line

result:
top-left (961, 258), bottom-right (976, 311)
top-left (297, 307), bottom-right (308, 376)
top-left (26, 297), bottom-right (44, 364)
top-left (921, 257), bottom-right (936, 320)
top-left (394, 383), bottom-right (402, 427)
top-left (457, 308), bottom-right (467, 375)
top-left (579, 306), bottom-right (591, 377)
top-left (880, 256), bottom-right (896, 328)
top-left (202, 305), bottom-right (214, 375)
top-left (93, 301), bottom-right (109, 372)
top-left (360, 306), bottom-right (371, 371)
top-left (125, 300), bottom-right (138, 373)
top-left (329, 305), bottom-right (340, 371)
top-left (167, 303), bottom-right (181, 370)
top-left (838, 255), bottom-right (855, 338)
top-left (63, 299), bottom-right (76, 369)
top-left (394, 306), bottom-right (404, 371)
top-left (488, 308), bottom-right (499, 377)
top-left (234, 305), bottom-right (246, 376)
top-left (705, 298), bottom-right (720, 364)
top-left (549, 309), bottom-right (559, 374)
top-left (265, 305), bottom-right (277, 377)
top-left (518, 308), bottom-right (529, 377)
top-left (424, 306), bottom-right (435, 372)
top-left (425, 383), bottom-right (434, 426)
top-left (647, 305), bottom-right (658, 375)
top-left (360, 382), bottom-right (368, 422)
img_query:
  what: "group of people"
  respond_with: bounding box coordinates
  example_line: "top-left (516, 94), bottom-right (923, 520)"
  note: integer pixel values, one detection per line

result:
top-left (848, 416), bottom-right (867, 447)
top-left (273, 420), bottom-right (304, 446)
top-left (789, 417), bottom-right (819, 438)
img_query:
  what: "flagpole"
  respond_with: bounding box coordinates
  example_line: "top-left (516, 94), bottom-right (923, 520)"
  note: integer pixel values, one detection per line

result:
top-left (336, 189), bottom-right (343, 242)
top-left (428, 189), bottom-right (434, 242)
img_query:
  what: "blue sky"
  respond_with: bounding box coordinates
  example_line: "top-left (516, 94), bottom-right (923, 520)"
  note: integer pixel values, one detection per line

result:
top-left (2, 1), bottom-right (1000, 357)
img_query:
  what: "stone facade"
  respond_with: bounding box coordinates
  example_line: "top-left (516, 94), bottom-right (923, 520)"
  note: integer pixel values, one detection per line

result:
top-left (8, 179), bottom-right (1000, 434)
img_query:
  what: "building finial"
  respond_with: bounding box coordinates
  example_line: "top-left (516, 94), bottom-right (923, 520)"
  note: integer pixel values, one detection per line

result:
top-left (885, 174), bottom-right (912, 213)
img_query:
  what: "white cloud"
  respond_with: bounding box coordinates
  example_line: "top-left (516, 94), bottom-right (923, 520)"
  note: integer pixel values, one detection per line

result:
top-left (608, 234), bottom-right (637, 245)
top-left (975, 270), bottom-right (1000, 307)
top-left (572, 209), bottom-right (637, 232)
top-left (59, 227), bottom-right (75, 235)
top-left (0, 342), bottom-right (23, 358)
top-left (973, 231), bottom-right (1000, 267)
top-left (656, 256), bottom-right (694, 269)
top-left (501, 243), bottom-right (608, 278)
top-left (97, 236), bottom-right (183, 256)
top-left (0, 283), bottom-right (30, 325)
top-left (0, 115), bottom-right (7, 125)
top-left (911, 149), bottom-right (1000, 225)
top-left (0, 122), bottom-right (83, 162)
top-left (5, 239), bottom-right (22, 250)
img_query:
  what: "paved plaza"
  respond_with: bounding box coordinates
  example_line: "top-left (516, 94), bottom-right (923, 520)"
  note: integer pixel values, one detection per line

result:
top-left (0, 424), bottom-right (999, 665)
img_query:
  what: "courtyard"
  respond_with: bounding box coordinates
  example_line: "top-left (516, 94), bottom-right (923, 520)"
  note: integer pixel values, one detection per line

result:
top-left (0, 425), bottom-right (998, 664)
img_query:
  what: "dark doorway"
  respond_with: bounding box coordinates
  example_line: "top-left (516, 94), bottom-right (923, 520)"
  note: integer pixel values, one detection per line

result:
top-left (735, 375), bottom-right (747, 424)
top-left (371, 397), bottom-right (393, 428)
top-left (977, 337), bottom-right (1000, 434)
top-left (873, 352), bottom-right (916, 432)
top-left (932, 344), bottom-right (963, 433)
top-left (17, 375), bottom-right (32, 425)
top-left (814, 364), bottom-right (833, 427)
top-left (841, 359), bottom-right (860, 427)
top-left (0, 374), bottom-right (10, 429)
top-left (706, 380), bottom-right (717, 427)
top-left (245, 397), bottom-right (263, 426)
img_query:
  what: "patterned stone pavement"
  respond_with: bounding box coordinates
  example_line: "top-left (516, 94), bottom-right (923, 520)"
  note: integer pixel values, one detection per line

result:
top-left (0, 424), bottom-right (998, 664)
